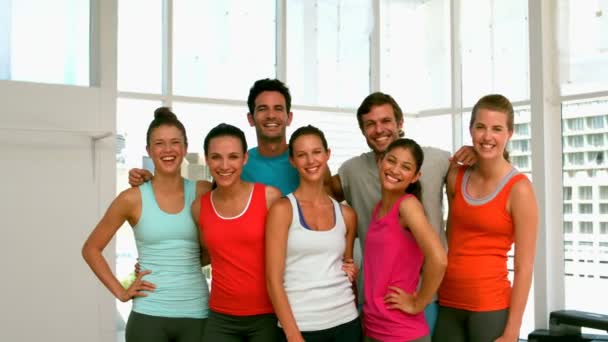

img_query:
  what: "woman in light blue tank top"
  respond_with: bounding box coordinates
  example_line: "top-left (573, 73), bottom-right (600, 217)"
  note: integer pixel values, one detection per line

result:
top-left (266, 125), bottom-right (362, 342)
top-left (82, 107), bottom-right (212, 342)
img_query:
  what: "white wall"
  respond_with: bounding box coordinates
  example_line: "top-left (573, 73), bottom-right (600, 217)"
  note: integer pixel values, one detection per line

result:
top-left (0, 1), bottom-right (117, 341)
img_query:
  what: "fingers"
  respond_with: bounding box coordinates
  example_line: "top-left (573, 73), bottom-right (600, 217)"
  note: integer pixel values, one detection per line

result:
top-left (387, 286), bottom-right (405, 294)
top-left (128, 168), bottom-right (151, 187)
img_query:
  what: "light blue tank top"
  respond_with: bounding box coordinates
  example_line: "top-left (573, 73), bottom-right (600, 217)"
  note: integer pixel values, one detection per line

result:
top-left (132, 178), bottom-right (209, 318)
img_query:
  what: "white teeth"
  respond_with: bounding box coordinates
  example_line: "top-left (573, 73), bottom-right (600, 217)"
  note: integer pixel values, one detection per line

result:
top-left (161, 156), bottom-right (175, 161)
top-left (385, 173), bottom-right (400, 182)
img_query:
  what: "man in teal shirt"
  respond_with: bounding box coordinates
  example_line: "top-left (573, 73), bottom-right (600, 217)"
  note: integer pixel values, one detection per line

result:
top-left (241, 78), bottom-right (299, 195)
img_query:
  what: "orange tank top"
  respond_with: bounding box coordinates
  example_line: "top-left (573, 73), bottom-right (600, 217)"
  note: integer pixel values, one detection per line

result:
top-left (199, 183), bottom-right (274, 316)
top-left (438, 166), bottom-right (527, 311)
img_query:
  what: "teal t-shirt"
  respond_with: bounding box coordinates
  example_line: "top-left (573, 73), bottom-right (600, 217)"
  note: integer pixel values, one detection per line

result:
top-left (242, 147), bottom-right (300, 195)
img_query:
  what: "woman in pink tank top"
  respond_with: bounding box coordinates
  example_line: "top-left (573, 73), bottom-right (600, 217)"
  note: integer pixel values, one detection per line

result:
top-left (363, 138), bottom-right (447, 342)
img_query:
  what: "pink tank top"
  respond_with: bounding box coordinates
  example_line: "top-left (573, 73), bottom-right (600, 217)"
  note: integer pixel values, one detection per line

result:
top-left (363, 194), bottom-right (429, 341)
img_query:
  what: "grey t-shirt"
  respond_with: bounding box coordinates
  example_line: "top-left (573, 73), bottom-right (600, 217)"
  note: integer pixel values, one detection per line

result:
top-left (338, 146), bottom-right (450, 253)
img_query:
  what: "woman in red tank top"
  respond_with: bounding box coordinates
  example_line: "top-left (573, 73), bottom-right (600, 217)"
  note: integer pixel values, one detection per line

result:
top-left (191, 123), bottom-right (283, 342)
top-left (434, 95), bottom-right (539, 342)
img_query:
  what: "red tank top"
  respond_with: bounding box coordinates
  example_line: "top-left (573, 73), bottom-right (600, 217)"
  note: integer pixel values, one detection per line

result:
top-left (199, 183), bottom-right (274, 315)
top-left (439, 166), bottom-right (527, 311)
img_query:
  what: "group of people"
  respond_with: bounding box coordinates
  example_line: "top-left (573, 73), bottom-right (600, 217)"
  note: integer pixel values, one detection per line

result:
top-left (82, 78), bottom-right (539, 342)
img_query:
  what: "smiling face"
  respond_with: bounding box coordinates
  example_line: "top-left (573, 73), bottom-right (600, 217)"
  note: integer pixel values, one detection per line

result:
top-left (360, 103), bottom-right (403, 154)
top-left (146, 124), bottom-right (187, 176)
top-left (469, 108), bottom-right (513, 161)
top-left (247, 90), bottom-right (293, 143)
top-left (379, 146), bottom-right (421, 193)
top-left (289, 133), bottom-right (330, 183)
top-left (205, 135), bottom-right (248, 187)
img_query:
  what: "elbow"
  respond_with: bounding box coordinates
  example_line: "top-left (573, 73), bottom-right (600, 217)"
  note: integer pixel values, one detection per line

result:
top-left (437, 253), bottom-right (448, 274)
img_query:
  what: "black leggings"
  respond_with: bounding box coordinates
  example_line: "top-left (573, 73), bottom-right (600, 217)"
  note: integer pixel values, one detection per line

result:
top-left (203, 310), bottom-right (280, 342)
top-left (432, 306), bottom-right (508, 342)
top-left (280, 317), bottom-right (362, 342)
top-left (125, 311), bottom-right (207, 342)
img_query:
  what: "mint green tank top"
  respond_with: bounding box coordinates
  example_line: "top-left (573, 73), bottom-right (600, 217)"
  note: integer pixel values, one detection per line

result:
top-left (132, 178), bottom-right (209, 318)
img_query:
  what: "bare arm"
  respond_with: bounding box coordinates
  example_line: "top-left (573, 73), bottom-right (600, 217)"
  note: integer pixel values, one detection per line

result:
top-left (444, 166), bottom-right (459, 241)
top-left (191, 196), bottom-right (210, 267)
top-left (265, 199), bottom-right (304, 342)
top-left (82, 189), bottom-right (155, 301)
top-left (399, 197), bottom-right (447, 312)
top-left (498, 179), bottom-right (538, 342)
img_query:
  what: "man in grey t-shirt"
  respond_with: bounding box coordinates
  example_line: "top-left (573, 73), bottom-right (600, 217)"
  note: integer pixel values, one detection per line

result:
top-left (326, 92), bottom-right (475, 334)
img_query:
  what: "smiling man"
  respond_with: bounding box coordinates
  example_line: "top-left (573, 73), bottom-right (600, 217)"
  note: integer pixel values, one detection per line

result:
top-left (242, 78), bottom-right (300, 195)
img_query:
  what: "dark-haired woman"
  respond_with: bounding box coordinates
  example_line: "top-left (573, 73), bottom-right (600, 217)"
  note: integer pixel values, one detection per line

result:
top-left (82, 107), bottom-right (212, 342)
top-left (194, 123), bottom-right (283, 342)
top-left (363, 138), bottom-right (447, 342)
top-left (266, 125), bottom-right (361, 342)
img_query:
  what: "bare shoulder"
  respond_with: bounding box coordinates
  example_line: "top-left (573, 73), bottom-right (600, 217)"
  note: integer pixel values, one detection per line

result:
top-left (196, 180), bottom-right (213, 197)
top-left (264, 185), bottom-right (283, 207)
top-left (117, 187), bottom-right (140, 208)
top-left (399, 195), bottom-right (425, 214)
top-left (510, 176), bottom-right (536, 201)
top-left (339, 203), bottom-right (356, 220)
top-left (269, 197), bottom-right (292, 213)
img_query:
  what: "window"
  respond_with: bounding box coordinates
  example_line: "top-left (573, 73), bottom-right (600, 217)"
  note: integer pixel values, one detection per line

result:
top-left (601, 222), bottom-right (608, 234)
top-left (586, 116), bottom-right (605, 129)
top-left (288, 0), bottom-right (371, 108)
top-left (564, 186), bottom-right (573, 200)
top-left (460, 0), bottom-right (529, 107)
top-left (512, 156), bottom-right (530, 170)
top-left (580, 222), bottom-right (594, 234)
top-left (601, 204), bottom-right (608, 215)
top-left (510, 140), bottom-right (529, 152)
top-left (579, 203), bottom-right (593, 214)
top-left (564, 221), bottom-right (573, 234)
top-left (1, 0), bottom-right (90, 86)
top-left (579, 186), bottom-right (593, 200)
top-left (117, 0), bottom-right (162, 93)
top-left (567, 135), bottom-right (585, 148)
top-left (173, 0), bottom-right (276, 100)
top-left (564, 203), bottom-right (573, 214)
top-left (407, 114), bottom-right (453, 153)
top-left (586, 133), bottom-right (605, 147)
top-left (567, 152), bottom-right (586, 166)
top-left (601, 186), bottom-right (608, 200)
top-left (567, 118), bottom-right (585, 131)
top-left (588, 151), bottom-right (605, 165)
top-left (514, 123), bottom-right (530, 136)
top-left (380, 0), bottom-right (450, 111)
top-left (559, 0), bottom-right (608, 94)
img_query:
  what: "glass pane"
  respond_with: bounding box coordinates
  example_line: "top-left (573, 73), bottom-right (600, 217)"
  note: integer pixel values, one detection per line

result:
top-left (172, 102), bottom-right (257, 158)
top-left (460, 0), bottom-right (529, 107)
top-left (117, 0), bottom-right (162, 93)
top-left (380, 0), bottom-right (450, 112)
top-left (2, 0), bottom-right (89, 85)
top-left (289, 109), bottom-right (369, 173)
top-left (462, 106), bottom-right (535, 339)
top-left (563, 98), bottom-right (608, 331)
top-left (407, 114), bottom-right (453, 153)
top-left (173, 0), bottom-right (276, 100)
top-left (558, 0), bottom-right (608, 95)
top-left (287, 0), bottom-right (371, 108)
top-left (115, 97), bottom-right (162, 325)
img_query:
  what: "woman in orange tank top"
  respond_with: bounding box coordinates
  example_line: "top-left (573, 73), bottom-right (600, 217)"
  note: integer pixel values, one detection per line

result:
top-left (434, 95), bottom-right (538, 342)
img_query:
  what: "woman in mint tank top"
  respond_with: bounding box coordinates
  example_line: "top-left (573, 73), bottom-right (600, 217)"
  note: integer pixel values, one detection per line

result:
top-left (362, 138), bottom-right (447, 342)
top-left (82, 107), bottom-right (212, 342)
top-left (266, 125), bottom-right (361, 342)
